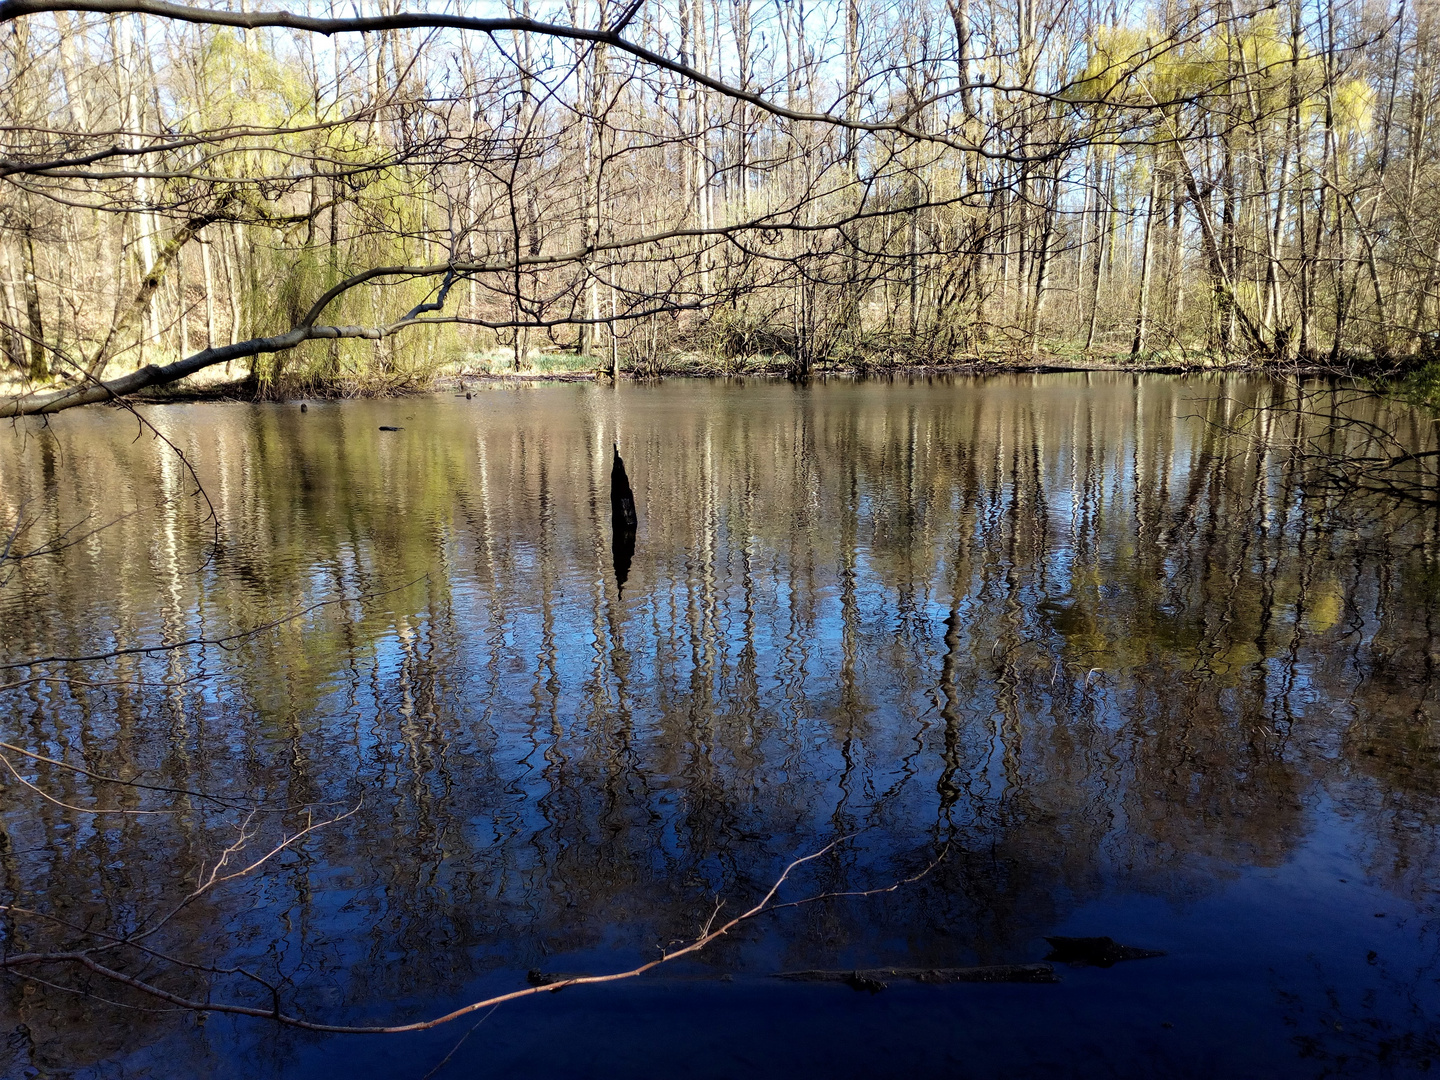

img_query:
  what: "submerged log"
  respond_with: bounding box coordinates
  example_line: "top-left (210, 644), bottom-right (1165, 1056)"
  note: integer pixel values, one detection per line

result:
top-left (773, 963), bottom-right (1059, 991)
top-left (1043, 937), bottom-right (1166, 967)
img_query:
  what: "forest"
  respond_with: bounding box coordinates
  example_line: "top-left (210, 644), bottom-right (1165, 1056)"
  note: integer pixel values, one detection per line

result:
top-left (0, 0), bottom-right (1438, 410)
top-left (5, 1), bottom-right (1440, 1071)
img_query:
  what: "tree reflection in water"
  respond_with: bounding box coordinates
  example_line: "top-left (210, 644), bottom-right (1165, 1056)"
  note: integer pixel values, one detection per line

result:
top-left (0, 374), bottom-right (1437, 1076)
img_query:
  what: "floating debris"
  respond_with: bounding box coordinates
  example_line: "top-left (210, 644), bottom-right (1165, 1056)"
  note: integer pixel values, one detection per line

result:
top-left (774, 964), bottom-right (1059, 990)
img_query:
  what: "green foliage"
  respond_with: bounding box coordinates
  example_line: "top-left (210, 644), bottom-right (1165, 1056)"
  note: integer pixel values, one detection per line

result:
top-left (1071, 11), bottom-right (1373, 138)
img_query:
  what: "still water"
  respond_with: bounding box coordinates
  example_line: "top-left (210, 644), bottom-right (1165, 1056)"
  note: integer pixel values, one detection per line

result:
top-left (1, 374), bottom-right (1438, 1078)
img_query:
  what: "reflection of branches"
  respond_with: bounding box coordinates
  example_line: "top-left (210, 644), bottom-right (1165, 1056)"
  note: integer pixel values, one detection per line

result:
top-left (1, 574), bottom-right (426, 669)
top-left (1, 502), bottom-right (154, 563)
top-left (0, 739), bottom-right (328, 812)
top-left (1228, 384), bottom-right (1440, 508)
top-left (0, 671), bottom-right (214, 693)
top-left (2, 803), bottom-right (360, 1014)
top-left (3, 331), bottom-right (224, 559)
top-left (0, 495), bottom-right (173, 592)
top-left (0, 835), bottom-right (944, 1035)
top-left (0, 749), bottom-right (193, 815)
top-left (0, 576), bottom-right (429, 814)
top-left (0, 495), bottom-right (37, 564)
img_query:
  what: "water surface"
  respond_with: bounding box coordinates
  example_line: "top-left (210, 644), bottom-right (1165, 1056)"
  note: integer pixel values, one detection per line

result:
top-left (2, 375), bottom-right (1438, 1078)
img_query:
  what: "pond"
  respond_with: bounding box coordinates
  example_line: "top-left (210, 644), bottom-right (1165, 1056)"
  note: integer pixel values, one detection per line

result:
top-left (1, 374), bottom-right (1438, 1078)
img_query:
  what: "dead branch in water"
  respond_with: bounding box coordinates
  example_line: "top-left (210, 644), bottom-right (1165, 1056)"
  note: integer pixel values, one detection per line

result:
top-left (0, 837), bottom-right (947, 1034)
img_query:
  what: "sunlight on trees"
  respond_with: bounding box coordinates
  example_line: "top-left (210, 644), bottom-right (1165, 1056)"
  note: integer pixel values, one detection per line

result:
top-left (0, 0), bottom-right (1437, 409)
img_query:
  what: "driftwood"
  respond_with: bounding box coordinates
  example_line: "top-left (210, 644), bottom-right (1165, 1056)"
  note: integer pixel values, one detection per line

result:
top-left (773, 963), bottom-right (1059, 991)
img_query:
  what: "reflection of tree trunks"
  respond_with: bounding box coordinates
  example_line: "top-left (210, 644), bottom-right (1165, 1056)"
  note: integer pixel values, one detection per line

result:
top-left (9, 376), bottom-right (1440, 1046)
top-left (938, 587), bottom-right (966, 812)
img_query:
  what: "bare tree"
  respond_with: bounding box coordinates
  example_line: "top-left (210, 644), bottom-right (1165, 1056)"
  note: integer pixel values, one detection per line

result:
top-left (0, 0), bottom-right (1435, 411)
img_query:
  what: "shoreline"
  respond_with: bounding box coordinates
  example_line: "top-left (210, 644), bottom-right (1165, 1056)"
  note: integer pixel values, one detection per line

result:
top-left (0, 355), bottom-right (1375, 411)
top-left (115, 356), bottom-right (1360, 406)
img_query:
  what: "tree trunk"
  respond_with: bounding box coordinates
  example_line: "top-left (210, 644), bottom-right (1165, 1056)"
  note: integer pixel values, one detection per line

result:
top-left (0, 241), bottom-right (28, 374)
top-left (1084, 152), bottom-right (1114, 354)
top-left (21, 223), bottom-right (46, 379)
top-left (1130, 161), bottom-right (1160, 358)
top-left (200, 233), bottom-right (218, 348)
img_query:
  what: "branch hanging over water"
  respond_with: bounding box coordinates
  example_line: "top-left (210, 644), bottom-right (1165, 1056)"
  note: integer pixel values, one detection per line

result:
top-left (0, 326), bottom-right (381, 417)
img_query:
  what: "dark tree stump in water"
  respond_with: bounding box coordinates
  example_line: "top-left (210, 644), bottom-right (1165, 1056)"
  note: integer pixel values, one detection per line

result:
top-left (611, 444), bottom-right (638, 589)
top-left (611, 444), bottom-right (638, 530)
